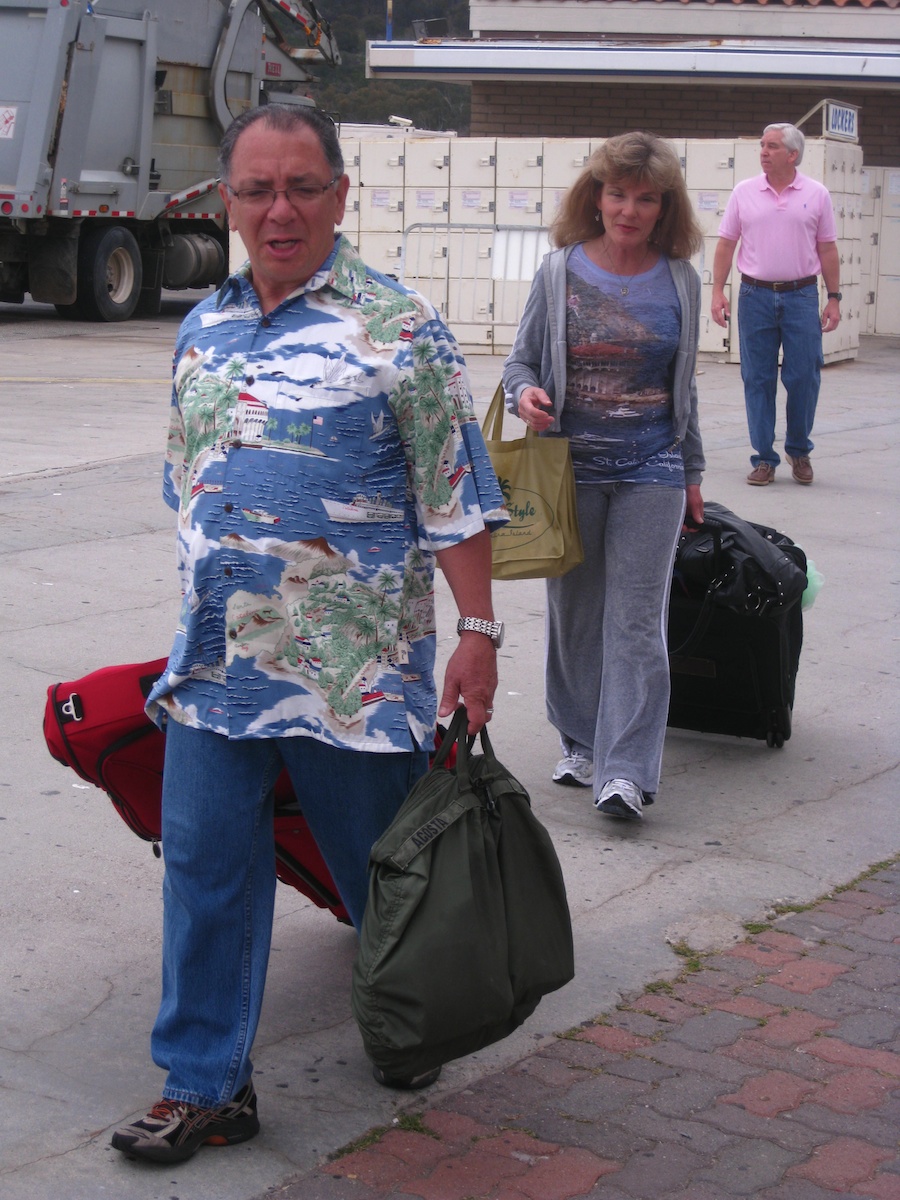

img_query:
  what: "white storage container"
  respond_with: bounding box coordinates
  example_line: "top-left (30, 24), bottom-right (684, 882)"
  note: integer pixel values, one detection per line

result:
top-left (447, 228), bottom-right (494, 279)
top-left (685, 139), bottom-right (735, 190)
top-left (689, 189), bottom-right (730, 238)
top-left (358, 140), bottom-right (406, 188)
top-left (361, 186), bottom-right (405, 233)
top-left (541, 138), bottom-right (590, 189)
top-left (874, 273), bottom-right (900, 336)
top-left (448, 276), bottom-right (493, 323)
top-left (541, 186), bottom-right (569, 226)
top-left (403, 187), bottom-right (449, 220)
top-left (336, 188), bottom-right (360, 236)
top-left (495, 138), bottom-right (543, 188)
top-left (356, 231), bottom-right (403, 276)
top-left (404, 139), bottom-right (451, 187)
top-left (339, 140), bottom-right (361, 187)
top-left (448, 138), bottom-right (497, 186)
top-left (666, 138), bottom-right (687, 179)
top-left (448, 186), bottom-right (495, 225)
top-left (494, 186), bottom-right (543, 226)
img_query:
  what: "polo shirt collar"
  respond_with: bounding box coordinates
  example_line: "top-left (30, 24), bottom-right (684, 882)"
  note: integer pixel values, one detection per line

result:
top-left (760, 170), bottom-right (804, 193)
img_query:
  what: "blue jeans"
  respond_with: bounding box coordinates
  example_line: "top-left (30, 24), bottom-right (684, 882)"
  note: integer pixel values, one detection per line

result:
top-left (737, 281), bottom-right (823, 468)
top-left (151, 721), bottom-right (428, 1108)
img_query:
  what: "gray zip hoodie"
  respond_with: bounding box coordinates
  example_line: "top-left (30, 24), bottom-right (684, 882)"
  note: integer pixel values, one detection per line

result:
top-left (501, 244), bottom-right (706, 485)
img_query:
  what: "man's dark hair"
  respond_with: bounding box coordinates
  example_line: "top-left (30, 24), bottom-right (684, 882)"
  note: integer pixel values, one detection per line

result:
top-left (217, 104), bottom-right (344, 182)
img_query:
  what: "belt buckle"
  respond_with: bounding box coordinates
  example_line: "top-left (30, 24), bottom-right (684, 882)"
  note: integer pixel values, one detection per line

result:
top-left (772, 281), bottom-right (788, 293)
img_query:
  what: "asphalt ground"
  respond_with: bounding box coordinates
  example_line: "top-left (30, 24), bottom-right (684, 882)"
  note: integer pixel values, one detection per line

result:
top-left (1, 294), bottom-right (898, 1200)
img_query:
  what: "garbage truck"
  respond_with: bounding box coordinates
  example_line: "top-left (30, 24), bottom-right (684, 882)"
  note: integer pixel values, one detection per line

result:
top-left (0, 0), bottom-right (339, 320)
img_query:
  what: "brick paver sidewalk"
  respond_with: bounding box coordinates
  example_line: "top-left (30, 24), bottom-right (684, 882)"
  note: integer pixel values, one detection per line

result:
top-left (269, 864), bottom-right (900, 1200)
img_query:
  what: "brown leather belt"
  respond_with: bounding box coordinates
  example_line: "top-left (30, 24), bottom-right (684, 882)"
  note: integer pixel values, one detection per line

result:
top-left (741, 274), bottom-right (817, 292)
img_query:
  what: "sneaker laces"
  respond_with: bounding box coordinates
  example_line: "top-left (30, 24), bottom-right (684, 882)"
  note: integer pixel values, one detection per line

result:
top-left (145, 1098), bottom-right (197, 1123)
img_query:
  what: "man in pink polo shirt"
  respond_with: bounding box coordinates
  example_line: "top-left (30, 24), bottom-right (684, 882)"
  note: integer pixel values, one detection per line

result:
top-left (712, 123), bottom-right (841, 486)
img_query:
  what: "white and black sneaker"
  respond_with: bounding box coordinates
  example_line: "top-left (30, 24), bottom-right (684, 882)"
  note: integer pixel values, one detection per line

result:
top-left (552, 752), bottom-right (593, 788)
top-left (595, 779), bottom-right (654, 821)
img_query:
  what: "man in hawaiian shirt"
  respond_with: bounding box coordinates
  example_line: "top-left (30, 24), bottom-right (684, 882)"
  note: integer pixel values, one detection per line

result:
top-left (111, 105), bottom-right (507, 1165)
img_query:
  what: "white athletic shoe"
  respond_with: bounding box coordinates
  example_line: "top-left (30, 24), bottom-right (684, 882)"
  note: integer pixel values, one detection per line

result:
top-left (552, 752), bottom-right (593, 788)
top-left (595, 779), bottom-right (646, 821)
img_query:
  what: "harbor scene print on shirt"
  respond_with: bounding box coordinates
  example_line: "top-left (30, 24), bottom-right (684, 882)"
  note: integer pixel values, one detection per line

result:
top-left (562, 251), bottom-right (685, 487)
top-left (148, 240), bottom-right (505, 753)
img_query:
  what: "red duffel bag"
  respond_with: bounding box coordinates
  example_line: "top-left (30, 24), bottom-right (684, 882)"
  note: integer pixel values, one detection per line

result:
top-left (44, 659), bottom-right (350, 922)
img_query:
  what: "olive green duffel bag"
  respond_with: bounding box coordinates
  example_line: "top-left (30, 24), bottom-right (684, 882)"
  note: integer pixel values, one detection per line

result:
top-left (351, 706), bottom-right (574, 1081)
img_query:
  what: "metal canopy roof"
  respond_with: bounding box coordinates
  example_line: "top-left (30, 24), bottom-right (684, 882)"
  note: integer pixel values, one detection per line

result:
top-left (366, 39), bottom-right (900, 89)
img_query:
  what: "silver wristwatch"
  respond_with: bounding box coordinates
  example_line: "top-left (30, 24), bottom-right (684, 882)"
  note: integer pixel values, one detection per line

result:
top-left (457, 617), bottom-right (504, 649)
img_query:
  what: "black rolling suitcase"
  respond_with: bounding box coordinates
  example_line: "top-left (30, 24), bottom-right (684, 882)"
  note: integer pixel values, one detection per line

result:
top-left (667, 503), bottom-right (808, 749)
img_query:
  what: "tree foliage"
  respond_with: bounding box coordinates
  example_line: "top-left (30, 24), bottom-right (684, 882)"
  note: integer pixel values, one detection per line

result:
top-left (305, 0), bottom-right (471, 133)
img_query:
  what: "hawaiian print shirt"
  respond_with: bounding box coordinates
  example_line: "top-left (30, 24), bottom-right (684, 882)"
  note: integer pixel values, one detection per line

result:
top-left (146, 235), bottom-right (507, 754)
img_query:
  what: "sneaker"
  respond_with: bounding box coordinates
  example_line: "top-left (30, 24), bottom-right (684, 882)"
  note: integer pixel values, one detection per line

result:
top-left (595, 779), bottom-right (646, 821)
top-left (110, 1082), bottom-right (260, 1164)
top-left (552, 752), bottom-right (593, 788)
top-left (747, 463), bottom-right (776, 486)
top-left (786, 454), bottom-right (813, 484)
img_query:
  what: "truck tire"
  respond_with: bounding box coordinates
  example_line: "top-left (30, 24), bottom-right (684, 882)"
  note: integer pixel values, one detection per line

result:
top-left (57, 226), bottom-right (143, 322)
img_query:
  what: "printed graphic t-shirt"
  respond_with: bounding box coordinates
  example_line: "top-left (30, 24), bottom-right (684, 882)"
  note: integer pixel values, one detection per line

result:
top-left (560, 245), bottom-right (685, 488)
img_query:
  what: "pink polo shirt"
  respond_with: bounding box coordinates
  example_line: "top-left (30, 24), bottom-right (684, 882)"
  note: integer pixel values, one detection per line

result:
top-left (718, 171), bottom-right (837, 282)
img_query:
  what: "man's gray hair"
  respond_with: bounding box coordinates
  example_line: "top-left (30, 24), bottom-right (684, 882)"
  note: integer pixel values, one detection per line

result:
top-left (764, 123), bottom-right (805, 166)
top-left (217, 104), bottom-right (343, 183)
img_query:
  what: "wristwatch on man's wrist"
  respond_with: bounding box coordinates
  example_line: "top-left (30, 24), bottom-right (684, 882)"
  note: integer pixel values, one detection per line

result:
top-left (827, 291), bottom-right (842, 301)
top-left (457, 616), bottom-right (504, 649)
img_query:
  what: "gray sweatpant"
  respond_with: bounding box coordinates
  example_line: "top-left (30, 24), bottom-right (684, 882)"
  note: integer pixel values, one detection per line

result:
top-left (545, 483), bottom-right (686, 799)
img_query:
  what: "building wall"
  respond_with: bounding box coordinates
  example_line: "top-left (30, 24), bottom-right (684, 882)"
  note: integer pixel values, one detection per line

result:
top-left (470, 83), bottom-right (900, 168)
top-left (469, 0), bottom-right (899, 40)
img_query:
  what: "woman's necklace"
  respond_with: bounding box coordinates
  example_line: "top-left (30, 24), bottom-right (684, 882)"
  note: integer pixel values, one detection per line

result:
top-left (599, 239), bottom-right (652, 296)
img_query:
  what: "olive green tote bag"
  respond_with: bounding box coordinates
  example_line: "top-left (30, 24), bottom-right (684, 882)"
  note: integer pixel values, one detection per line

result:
top-left (481, 385), bottom-right (584, 581)
top-left (351, 707), bottom-right (574, 1080)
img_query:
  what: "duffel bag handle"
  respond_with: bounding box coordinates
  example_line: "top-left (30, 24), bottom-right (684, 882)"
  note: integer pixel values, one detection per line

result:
top-left (433, 705), bottom-right (503, 795)
top-left (430, 706), bottom-right (470, 771)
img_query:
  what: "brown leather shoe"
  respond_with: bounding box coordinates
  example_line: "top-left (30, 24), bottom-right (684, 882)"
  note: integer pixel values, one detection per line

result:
top-left (747, 463), bottom-right (776, 486)
top-left (786, 454), bottom-right (814, 484)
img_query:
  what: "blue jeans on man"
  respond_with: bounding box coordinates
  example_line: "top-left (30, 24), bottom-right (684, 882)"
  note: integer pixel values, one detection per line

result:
top-left (152, 720), bottom-right (428, 1109)
top-left (737, 281), bottom-right (823, 469)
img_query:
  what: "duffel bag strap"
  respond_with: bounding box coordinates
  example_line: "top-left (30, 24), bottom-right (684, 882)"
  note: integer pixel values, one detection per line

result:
top-left (386, 707), bottom-right (473, 871)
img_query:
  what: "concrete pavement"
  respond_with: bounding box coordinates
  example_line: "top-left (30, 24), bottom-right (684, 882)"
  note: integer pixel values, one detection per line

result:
top-left (1, 295), bottom-right (898, 1200)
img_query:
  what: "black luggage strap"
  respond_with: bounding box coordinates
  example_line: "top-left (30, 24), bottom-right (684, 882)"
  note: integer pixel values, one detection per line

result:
top-left (669, 521), bottom-right (725, 660)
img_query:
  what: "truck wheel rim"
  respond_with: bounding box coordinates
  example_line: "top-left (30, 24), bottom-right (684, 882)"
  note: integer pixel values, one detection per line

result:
top-left (105, 248), bottom-right (136, 304)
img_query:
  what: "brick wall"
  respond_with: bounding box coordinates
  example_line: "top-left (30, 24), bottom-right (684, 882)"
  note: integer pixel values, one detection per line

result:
top-left (470, 84), bottom-right (900, 167)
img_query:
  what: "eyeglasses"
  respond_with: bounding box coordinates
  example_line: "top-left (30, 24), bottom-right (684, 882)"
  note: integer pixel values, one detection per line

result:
top-left (225, 178), bottom-right (341, 209)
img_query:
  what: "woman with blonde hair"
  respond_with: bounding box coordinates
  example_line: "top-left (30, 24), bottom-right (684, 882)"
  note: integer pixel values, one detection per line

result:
top-left (502, 131), bottom-right (706, 821)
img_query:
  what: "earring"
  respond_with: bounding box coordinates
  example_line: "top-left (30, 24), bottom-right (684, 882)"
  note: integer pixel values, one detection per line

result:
top-left (594, 212), bottom-right (601, 223)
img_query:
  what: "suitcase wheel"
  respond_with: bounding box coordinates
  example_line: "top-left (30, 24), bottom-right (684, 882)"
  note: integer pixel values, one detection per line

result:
top-left (765, 706), bottom-right (791, 749)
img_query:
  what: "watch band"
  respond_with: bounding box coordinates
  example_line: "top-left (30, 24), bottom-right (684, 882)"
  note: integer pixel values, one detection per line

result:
top-left (827, 291), bottom-right (842, 301)
top-left (457, 616), bottom-right (504, 648)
